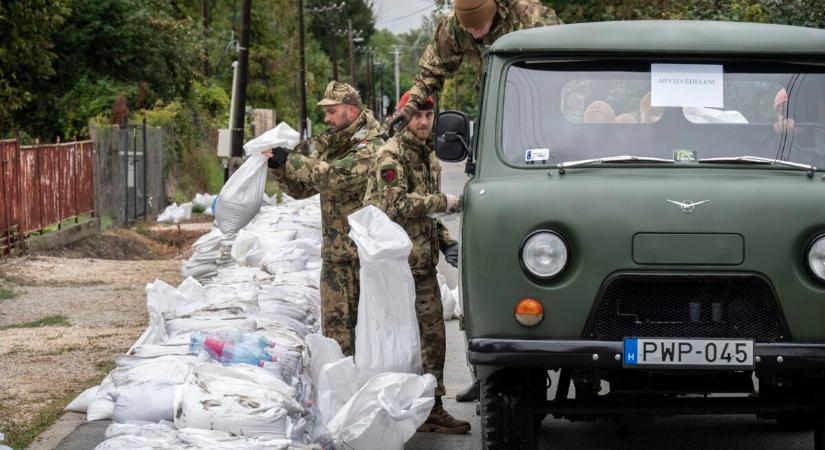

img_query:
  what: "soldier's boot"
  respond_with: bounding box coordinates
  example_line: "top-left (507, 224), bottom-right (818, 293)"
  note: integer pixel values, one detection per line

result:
top-left (455, 380), bottom-right (479, 402)
top-left (417, 398), bottom-right (471, 434)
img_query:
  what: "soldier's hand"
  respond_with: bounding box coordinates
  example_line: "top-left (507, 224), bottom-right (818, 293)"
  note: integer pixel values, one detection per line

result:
top-left (445, 194), bottom-right (462, 213)
top-left (388, 101), bottom-right (419, 136)
top-left (267, 147), bottom-right (289, 169)
top-left (444, 244), bottom-right (459, 268)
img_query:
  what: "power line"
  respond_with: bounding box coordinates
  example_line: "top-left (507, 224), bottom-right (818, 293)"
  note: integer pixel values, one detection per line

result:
top-left (375, 4), bottom-right (435, 25)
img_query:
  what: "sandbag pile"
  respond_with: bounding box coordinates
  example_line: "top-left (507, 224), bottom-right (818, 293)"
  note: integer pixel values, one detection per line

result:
top-left (71, 124), bottom-right (436, 450)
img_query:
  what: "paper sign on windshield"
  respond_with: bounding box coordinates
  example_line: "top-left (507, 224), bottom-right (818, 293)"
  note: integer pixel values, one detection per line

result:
top-left (651, 64), bottom-right (724, 108)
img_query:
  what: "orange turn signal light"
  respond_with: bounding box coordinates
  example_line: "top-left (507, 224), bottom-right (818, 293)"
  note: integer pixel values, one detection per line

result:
top-left (514, 297), bottom-right (544, 327)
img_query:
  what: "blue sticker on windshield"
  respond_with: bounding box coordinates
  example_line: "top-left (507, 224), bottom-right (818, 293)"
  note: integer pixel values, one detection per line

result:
top-left (525, 148), bottom-right (550, 162)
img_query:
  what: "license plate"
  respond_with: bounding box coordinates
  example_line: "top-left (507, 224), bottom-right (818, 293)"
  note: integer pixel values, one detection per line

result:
top-left (623, 338), bottom-right (754, 369)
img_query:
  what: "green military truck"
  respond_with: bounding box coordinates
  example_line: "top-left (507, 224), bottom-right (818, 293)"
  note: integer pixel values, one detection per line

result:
top-left (434, 20), bottom-right (825, 449)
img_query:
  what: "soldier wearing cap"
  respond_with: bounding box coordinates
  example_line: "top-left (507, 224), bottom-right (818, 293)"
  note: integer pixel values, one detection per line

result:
top-left (364, 90), bottom-right (469, 433)
top-left (265, 81), bottom-right (384, 356)
top-left (388, 0), bottom-right (562, 134)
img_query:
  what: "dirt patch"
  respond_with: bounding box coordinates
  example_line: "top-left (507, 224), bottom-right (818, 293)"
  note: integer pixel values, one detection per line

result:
top-left (29, 229), bottom-right (167, 260)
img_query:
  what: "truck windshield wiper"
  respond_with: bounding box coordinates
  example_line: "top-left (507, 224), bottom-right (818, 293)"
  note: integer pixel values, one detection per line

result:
top-left (558, 155), bottom-right (674, 174)
top-left (698, 155), bottom-right (818, 177)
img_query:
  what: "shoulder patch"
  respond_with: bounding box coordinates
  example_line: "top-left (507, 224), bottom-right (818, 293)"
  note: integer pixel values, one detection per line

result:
top-left (379, 163), bottom-right (400, 188)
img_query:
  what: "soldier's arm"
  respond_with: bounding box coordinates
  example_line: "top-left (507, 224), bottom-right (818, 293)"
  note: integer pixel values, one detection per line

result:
top-left (437, 219), bottom-right (458, 252)
top-left (284, 141), bottom-right (377, 192)
top-left (269, 146), bottom-right (319, 199)
top-left (373, 149), bottom-right (449, 220)
top-left (409, 16), bottom-right (465, 103)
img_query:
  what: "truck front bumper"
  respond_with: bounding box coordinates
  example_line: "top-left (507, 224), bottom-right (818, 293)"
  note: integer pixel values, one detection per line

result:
top-left (467, 338), bottom-right (825, 370)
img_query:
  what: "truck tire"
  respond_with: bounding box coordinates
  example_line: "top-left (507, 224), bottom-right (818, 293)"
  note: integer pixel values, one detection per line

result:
top-left (480, 368), bottom-right (545, 450)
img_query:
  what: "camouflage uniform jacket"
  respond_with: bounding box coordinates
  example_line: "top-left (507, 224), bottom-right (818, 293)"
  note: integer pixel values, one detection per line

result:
top-left (272, 109), bottom-right (384, 263)
top-left (364, 130), bottom-right (457, 276)
top-left (409, 0), bottom-right (562, 103)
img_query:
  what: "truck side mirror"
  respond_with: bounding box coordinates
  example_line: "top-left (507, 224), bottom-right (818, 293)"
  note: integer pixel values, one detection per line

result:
top-left (435, 110), bottom-right (471, 162)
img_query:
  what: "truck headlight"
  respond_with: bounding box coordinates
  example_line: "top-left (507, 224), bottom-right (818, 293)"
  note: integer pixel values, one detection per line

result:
top-left (808, 235), bottom-right (825, 281)
top-left (521, 231), bottom-right (568, 279)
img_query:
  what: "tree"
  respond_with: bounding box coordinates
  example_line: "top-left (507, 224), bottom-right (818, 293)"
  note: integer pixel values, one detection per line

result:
top-left (0, 1), bottom-right (69, 132)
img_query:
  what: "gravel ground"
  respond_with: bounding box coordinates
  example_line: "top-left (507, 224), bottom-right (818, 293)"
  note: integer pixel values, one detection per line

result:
top-left (0, 246), bottom-right (184, 448)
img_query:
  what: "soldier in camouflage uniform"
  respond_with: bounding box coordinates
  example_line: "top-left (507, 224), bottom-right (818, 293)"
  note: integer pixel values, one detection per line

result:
top-left (388, 0), bottom-right (562, 133)
top-left (265, 81), bottom-right (383, 357)
top-left (364, 91), bottom-right (469, 433)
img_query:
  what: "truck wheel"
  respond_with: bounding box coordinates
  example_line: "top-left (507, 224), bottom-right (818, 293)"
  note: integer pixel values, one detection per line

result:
top-left (480, 368), bottom-right (545, 450)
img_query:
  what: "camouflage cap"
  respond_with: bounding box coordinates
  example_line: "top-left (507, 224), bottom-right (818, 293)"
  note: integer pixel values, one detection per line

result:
top-left (317, 81), bottom-right (363, 108)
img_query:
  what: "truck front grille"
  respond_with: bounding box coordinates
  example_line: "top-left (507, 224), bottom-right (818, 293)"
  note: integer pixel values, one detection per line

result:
top-left (587, 275), bottom-right (786, 342)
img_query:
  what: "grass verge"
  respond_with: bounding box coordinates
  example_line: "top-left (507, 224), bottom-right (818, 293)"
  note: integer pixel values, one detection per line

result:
top-left (0, 315), bottom-right (69, 331)
top-left (0, 288), bottom-right (16, 300)
top-left (1, 369), bottom-right (110, 449)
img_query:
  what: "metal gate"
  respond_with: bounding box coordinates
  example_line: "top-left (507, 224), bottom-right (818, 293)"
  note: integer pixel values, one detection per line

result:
top-left (123, 122), bottom-right (148, 222)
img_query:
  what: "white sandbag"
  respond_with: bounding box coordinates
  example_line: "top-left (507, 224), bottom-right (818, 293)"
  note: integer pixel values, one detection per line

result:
top-left (65, 386), bottom-right (98, 413)
top-left (172, 202), bottom-right (194, 223)
top-left (306, 334), bottom-right (344, 388)
top-left (261, 247), bottom-right (309, 274)
top-left (193, 193), bottom-right (216, 210)
top-left (113, 384), bottom-right (178, 423)
top-left (348, 206), bottom-right (421, 375)
top-left (87, 397), bottom-right (115, 421)
top-left (437, 273), bottom-right (457, 321)
top-left (94, 435), bottom-right (158, 450)
top-left (215, 154), bottom-right (269, 235)
top-left (174, 428), bottom-right (310, 450)
top-left (87, 376), bottom-right (116, 421)
top-left (326, 373), bottom-right (436, 450)
top-left (451, 287), bottom-right (462, 317)
top-left (158, 202), bottom-right (193, 223)
top-left (157, 203), bottom-right (178, 222)
top-left (216, 123), bottom-right (299, 234)
top-left (243, 122), bottom-right (300, 155)
top-left (316, 357), bottom-right (368, 426)
top-left (175, 363), bottom-right (303, 438)
top-left (164, 309), bottom-right (257, 337)
top-left (137, 278), bottom-right (208, 348)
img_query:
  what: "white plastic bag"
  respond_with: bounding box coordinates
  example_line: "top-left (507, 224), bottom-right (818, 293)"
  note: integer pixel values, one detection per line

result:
top-left (215, 154), bottom-right (269, 234)
top-left (326, 373), bottom-right (436, 450)
top-left (348, 206), bottom-right (421, 375)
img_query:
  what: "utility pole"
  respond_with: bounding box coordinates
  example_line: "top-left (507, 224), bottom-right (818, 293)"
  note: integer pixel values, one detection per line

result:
top-left (366, 50), bottom-right (374, 111)
top-left (348, 19), bottom-right (356, 85)
top-left (229, 0), bottom-right (251, 157)
top-left (202, 0), bottom-right (209, 76)
top-left (330, 38), bottom-right (339, 80)
top-left (297, 0), bottom-right (308, 138)
top-left (392, 46), bottom-right (401, 106)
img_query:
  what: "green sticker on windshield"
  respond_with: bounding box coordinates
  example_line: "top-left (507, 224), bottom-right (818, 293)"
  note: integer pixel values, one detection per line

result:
top-left (673, 149), bottom-right (698, 163)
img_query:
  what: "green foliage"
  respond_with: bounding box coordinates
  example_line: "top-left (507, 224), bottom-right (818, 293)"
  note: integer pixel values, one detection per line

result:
top-left (0, 1), bottom-right (69, 130)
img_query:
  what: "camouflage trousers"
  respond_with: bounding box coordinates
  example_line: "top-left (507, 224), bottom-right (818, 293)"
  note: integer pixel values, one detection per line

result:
top-left (320, 259), bottom-right (360, 357)
top-left (414, 273), bottom-right (447, 397)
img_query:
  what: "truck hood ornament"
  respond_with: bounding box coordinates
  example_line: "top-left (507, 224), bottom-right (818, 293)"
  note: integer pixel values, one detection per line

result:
top-left (667, 199), bottom-right (710, 214)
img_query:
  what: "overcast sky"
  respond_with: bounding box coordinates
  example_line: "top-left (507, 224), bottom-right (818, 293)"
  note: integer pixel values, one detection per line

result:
top-left (371, 0), bottom-right (436, 34)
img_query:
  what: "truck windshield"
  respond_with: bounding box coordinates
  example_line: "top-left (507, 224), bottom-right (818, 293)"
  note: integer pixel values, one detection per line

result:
top-left (501, 60), bottom-right (825, 168)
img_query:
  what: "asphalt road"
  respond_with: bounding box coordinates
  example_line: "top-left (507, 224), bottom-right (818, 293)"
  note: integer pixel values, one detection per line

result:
top-left (52, 161), bottom-right (816, 450)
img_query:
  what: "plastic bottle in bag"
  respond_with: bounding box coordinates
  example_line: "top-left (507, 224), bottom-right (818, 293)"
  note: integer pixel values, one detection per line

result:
top-left (190, 332), bottom-right (274, 365)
